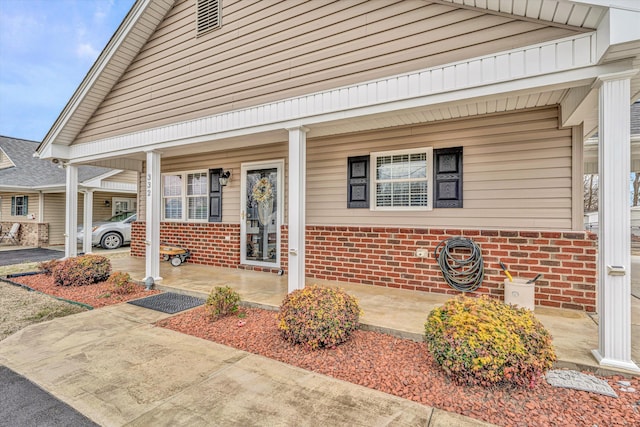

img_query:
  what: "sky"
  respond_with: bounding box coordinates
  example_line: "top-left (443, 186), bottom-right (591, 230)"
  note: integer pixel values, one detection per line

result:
top-left (0, 0), bottom-right (135, 142)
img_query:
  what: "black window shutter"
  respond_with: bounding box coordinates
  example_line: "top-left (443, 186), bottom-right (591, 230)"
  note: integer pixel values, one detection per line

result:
top-left (11, 196), bottom-right (15, 216)
top-left (24, 196), bottom-right (28, 215)
top-left (209, 168), bottom-right (223, 222)
top-left (347, 156), bottom-right (369, 208)
top-left (433, 147), bottom-right (463, 208)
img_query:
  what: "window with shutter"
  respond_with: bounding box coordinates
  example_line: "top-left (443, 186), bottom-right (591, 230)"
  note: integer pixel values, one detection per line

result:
top-left (347, 156), bottom-right (369, 208)
top-left (209, 168), bottom-right (223, 222)
top-left (433, 147), bottom-right (463, 208)
top-left (11, 195), bottom-right (27, 216)
top-left (197, 0), bottom-right (221, 35)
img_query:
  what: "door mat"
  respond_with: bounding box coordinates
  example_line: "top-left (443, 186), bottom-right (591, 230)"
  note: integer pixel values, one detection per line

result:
top-left (128, 292), bottom-right (205, 314)
top-left (545, 369), bottom-right (617, 398)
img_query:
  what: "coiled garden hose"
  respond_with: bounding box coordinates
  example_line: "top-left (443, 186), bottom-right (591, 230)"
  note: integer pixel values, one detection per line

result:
top-left (433, 236), bottom-right (484, 292)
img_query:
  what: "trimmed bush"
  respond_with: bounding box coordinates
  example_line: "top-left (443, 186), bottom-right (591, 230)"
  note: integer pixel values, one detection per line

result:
top-left (52, 255), bottom-right (112, 287)
top-left (206, 286), bottom-right (241, 320)
top-left (424, 295), bottom-right (556, 388)
top-left (277, 285), bottom-right (361, 350)
top-left (38, 259), bottom-right (60, 276)
top-left (107, 271), bottom-right (137, 295)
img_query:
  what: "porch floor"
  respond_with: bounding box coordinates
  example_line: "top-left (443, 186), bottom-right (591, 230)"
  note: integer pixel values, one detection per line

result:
top-left (111, 256), bottom-right (640, 376)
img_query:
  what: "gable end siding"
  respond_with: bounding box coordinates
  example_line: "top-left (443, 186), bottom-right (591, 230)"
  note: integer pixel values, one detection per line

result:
top-left (74, 0), bottom-right (580, 143)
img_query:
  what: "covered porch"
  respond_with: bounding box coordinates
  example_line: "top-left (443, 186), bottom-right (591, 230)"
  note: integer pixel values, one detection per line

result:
top-left (111, 255), bottom-right (640, 376)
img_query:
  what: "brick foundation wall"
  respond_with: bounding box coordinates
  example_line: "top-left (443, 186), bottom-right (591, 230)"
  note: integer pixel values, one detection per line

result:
top-left (132, 222), bottom-right (241, 267)
top-left (131, 222), bottom-right (597, 312)
top-left (305, 226), bottom-right (597, 312)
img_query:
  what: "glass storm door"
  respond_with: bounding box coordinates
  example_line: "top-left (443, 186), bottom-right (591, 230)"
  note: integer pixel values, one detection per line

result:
top-left (240, 160), bottom-right (283, 267)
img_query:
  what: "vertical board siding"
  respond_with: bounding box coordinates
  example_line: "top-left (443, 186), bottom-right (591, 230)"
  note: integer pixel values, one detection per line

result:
top-left (75, 0), bottom-right (579, 143)
top-left (306, 107), bottom-right (572, 229)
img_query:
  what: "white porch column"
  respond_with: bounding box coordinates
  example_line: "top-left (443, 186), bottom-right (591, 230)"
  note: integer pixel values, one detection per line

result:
top-left (287, 126), bottom-right (308, 293)
top-left (64, 164), bottom-right (78, 258)
top-left (592, 71), bottom-right (640, 373)
top-left (145, 150), bottom-right (162, 282)
top-left (82, 190), bottom-right (94, 254)
top-left (37, 191), bottom-right (44, 223)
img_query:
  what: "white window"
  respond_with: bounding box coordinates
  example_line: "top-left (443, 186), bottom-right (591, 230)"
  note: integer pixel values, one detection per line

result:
top-left (371, 148), bottom-right (433, 210)
top-left (162, 171), bottom-right (208, 221)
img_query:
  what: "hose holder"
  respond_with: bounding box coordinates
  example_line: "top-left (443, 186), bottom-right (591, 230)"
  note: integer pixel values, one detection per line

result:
top-left (433, 236), bottom-right (484, 292)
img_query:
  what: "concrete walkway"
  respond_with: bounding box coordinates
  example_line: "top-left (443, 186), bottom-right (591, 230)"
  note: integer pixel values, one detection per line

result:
top-left (0, 303), bottom-right (493, 427)
top-left (109, 256), bottom-right (639, 376)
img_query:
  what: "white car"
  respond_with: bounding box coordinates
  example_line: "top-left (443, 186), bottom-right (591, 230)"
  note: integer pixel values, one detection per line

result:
top-left (77, 211), bottom-right (136, 249)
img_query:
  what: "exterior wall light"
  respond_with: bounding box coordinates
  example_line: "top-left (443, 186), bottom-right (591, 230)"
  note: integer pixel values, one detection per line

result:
top-left (219, 170), bottom-right (231, 186)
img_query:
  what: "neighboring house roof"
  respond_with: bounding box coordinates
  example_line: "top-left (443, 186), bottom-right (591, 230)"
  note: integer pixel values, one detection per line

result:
top-left (0, 135), bottom-right (132, 191)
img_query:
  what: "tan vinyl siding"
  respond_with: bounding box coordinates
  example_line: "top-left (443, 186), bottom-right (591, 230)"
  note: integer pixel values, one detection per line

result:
top-left (0, 150), bottom-right (14, 169)
top-left (139, 107), bottom-right (573, 230)
top-left (307, 107), bottom-right (572, 229)
top-left (43, 193), bottom-right (65, 245)
top-left (75, 0), bottom-right (580, 143)
top-left (0, 192), bottom-right (39, 222)
top-left (153, 142), bottom-right (289, 223)
top-left (44, 192), bottom-right (136, 246)
top-left (104, 170), bottom-right (138, 184)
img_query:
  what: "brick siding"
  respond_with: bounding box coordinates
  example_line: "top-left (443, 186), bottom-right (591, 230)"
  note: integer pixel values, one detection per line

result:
top-left (131, 222), bottom-right (597, 312)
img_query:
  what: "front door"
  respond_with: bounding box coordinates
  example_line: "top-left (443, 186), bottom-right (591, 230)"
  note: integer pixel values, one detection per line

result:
top-left (240, 160), bottom-right (283, 268)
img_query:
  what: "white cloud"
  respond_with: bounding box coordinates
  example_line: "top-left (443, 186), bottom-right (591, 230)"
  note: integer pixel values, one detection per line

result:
top-left (76, 42), bottom-right (99, 59)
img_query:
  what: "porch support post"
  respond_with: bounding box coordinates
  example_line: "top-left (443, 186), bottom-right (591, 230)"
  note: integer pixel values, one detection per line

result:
top-left (64, 163), bottom-right (78, 258)
top-left (592, 70), bottom-right (640, 373)
top-left (82, 189), bottom-right (94, 254)
top-left (145, 150), bottom-right (162, 282)
top-left (287, 126), bottom-right (308, 293)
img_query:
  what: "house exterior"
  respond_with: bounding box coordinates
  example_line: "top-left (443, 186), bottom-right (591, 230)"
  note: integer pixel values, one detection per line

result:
top-left (36, 0), bottom-right (640, 372)
top-left (0, 136), bottom-right (137, 247)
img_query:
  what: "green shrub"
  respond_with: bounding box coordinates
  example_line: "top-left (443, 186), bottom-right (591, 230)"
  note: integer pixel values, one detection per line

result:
top-left (107, 271), bottom-right (137, 295)
top-left (38, 259), bottom-right (60, 276)
top-left (206, 286), bottom-right (241, 320)
top-left (277, 285), bottom-right (361, 350)
top-left (52, 255), bottom-right (112, 287)
top-left (424, 295), bottom-right (556, 388)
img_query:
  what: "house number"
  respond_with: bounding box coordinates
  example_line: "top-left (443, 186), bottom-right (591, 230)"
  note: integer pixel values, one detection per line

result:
top-left (146, 173), bottom-right (152, 197)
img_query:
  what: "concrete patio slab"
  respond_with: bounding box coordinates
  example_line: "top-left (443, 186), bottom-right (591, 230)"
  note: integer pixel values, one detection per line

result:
top-left (0, 304), bottom-right (495, 427)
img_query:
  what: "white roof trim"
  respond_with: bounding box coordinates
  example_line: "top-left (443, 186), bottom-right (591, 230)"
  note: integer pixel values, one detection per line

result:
top-left (38, 0), bottom-right (175, 156)
top-left (66, 32), bottom-right (621, 163)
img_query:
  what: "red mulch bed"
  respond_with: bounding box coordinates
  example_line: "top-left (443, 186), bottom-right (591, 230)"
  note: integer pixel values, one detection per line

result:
top-left (8, 273), bottom-right (160, 308)
top-left (158, 306), bottom-right (640, 427)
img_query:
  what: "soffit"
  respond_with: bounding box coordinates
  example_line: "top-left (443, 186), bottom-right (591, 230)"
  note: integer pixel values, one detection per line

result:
top-left (434, 0), bottom-right (606, 29)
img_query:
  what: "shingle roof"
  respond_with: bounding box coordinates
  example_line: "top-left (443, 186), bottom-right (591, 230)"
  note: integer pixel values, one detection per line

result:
top-left (0, 135), bottom-right (114, 188)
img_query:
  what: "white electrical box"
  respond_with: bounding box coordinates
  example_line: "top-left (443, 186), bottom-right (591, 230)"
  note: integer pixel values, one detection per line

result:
top-left (415, 248), bottom-right (428, 258)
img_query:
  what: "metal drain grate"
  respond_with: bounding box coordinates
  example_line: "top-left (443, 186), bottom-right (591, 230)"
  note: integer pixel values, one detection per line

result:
top-left (128, 292), bottom-right (204, 314)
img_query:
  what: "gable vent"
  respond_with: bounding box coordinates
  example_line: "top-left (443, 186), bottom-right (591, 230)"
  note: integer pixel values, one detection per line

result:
top-left (197, 0), bottom-right (221, 35)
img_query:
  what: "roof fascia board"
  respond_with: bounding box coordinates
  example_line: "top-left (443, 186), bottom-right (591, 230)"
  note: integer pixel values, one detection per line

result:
top-left (68, 59), bottom-right (634, 165)
top-left (37, 0), bottom-right (161, 157)
top-left (595, 7), bottom-right (640, 59)
top-left (0, 184), bottom-right (65, 192)
top-left (63, 32), bottom-right (602, 162)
